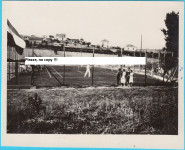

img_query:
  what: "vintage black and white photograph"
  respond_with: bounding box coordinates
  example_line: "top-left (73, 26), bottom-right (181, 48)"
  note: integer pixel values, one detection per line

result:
top-left (2, 1), bottom-right (184, 147)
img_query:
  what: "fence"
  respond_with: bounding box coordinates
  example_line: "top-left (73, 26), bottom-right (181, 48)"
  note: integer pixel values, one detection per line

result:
top-left (7, 46), bottom-right (33, 88)
top-left (7, 47), bottom-right (177, 89)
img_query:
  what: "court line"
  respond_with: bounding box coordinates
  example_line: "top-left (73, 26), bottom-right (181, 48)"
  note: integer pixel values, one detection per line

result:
top-left (45, 67), bottom-right (52, 78)
top-left (50, 66), bottom-right (63, 78)
top-left (77, 70), bottom-right (84, 74)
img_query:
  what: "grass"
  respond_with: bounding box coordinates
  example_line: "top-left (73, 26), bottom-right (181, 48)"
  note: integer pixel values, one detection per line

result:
top-left (7, 86), bottom-right (178, 134)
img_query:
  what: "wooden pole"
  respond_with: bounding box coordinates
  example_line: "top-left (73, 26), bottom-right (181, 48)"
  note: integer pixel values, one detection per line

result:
top-left (8, 46), bottom-right (10, 80)
top-left (158, 52), bottom-right (160, 68)
top-left (92, 47), bottom-right (95, 86)
top-left (140, 51), bottom-right (142, 70)
top-left (63, 46), bottom-right (65, 85)
top-left (141, 34), bottom-right (142, 50)
top-left (134, 51), bottom-right (135, 71)
top-left (140, 34), bottom-right (142, 71)
top-left (145, 50), bottom-right (147, 86)
top-left (15, 47), bottom-right (19, 85)
top-left (163, 51), bottom-right (166, 82)
top-left (120, 48), bottom-right (123, 69)
top-left (32, 48), bottom-right (34, 57)
top-left (152, 52), bottom-right (154, 75)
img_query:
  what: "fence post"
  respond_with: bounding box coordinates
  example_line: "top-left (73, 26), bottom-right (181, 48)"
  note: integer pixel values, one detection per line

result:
top-left (134, 51), bottom-right (135, 71)
top-left (15, 47), bottom-right (19, 85)
top-left (63, 45), bottom-right (65, 85)
top-left (151, 52), bottom-right (154, 76)
top-left (140, 51), bottom-right (142, 70)
top-left (163, 51), bottom-right (166, 82)
top-left (158, 52), bottom-right (161, 69)
top-left (92, 47), bottom-right (95, 86)
top-left (145, 50), bottom-right (147, 86)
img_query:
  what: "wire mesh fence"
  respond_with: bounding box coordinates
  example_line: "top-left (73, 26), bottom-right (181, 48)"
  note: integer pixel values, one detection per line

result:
top-left (7, 47), bottom-right (177, 89)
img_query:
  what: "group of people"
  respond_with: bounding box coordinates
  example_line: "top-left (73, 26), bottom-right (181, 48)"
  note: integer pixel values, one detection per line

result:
top-left (83, 65), bottom-right (134, 87)
top-left (117, 67), bottom-right (134, 87)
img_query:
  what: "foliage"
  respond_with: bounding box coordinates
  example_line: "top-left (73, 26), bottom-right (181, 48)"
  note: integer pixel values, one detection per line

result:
top-left (161, 11), bottom-right (179, 70)
top-left (7, 87), bottom-right (178, 134)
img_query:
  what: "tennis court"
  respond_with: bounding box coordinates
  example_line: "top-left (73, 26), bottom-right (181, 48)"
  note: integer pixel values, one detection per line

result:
top-left (7, 65), bottom-right (164, 88)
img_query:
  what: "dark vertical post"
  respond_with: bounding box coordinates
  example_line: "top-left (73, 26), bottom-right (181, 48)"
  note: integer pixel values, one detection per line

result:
top-left (140, 34), bottom-right (142, 71)
top-left (63, 45), bottom-right (65, 85)
top-left (32, 48), bottom-right (34, 57)
top-left (140, 51), bottom-right (142, 70)
top-left (141, 34), bottom-right (142, 50)
top-left (120, 48), bottom-right (123, 69)
top-left (145, 50), bottom-right (147, 86)
top-left (8, 46), bottom-right (10, 80)
top-left (134, 51), bottom-right (135, 71)
top-left (15, 60), bottom-right (19, 85)
top-left (163, 51), bottom-right (166, 82)
top-left (13, 47), bottom-right (19, 85)
top-left (92, 47), bottom-right (95, 86)
top-left (152, 52), bottom-right (154, 75)
top-left (158, 52), bottom-right (160, 68)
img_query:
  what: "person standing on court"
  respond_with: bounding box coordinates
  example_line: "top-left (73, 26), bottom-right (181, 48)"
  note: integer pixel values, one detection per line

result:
top-left (116, 68), bottom-right (122, 86)
top-left (129, 70), bottom-right (134, 87)
top-left (30, 65), bottom-right (35, 85)
top-left (84, 65), bottom-right (91, 78)
top-left (126, 67), bottom-right (131, 86)
top-left (121, 69), bottom-right (126, 86)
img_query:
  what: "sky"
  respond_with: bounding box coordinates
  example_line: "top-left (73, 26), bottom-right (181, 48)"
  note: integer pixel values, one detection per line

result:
top-left (3, 1), bottom-right (183, 49)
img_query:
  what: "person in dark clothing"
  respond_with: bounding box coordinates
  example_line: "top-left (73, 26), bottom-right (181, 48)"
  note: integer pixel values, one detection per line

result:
top-left (126, 67), bottom-right (131, 86)
top-left (116, 68), bottom-right (122, 86)
top-left (31, 65), bottom-right (35, 85)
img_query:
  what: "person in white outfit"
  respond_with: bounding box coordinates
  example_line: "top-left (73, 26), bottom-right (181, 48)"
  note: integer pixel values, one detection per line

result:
top-left (84, 65), bottom-right (91, 78)
top-left (121, 69), bottom-right (126, 86)
top-left (129, 70), bottom-right (134, 87)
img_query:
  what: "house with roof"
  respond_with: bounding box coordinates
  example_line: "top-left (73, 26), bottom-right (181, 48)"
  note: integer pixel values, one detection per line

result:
top-left (124, 44), bottom-right (137, 51)
top-left (109, 46), bottom-right (121, 53)
top-left (65, 38), bottom-right (81, 47)
top-left (23, 35), bottom-right (43, 46)
top-left (56, 34), bottom-right (66, 41)
top-left (101, 39), bottom-right (109, 48)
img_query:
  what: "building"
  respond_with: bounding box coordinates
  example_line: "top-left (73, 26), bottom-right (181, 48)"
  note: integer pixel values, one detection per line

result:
top-left (28, 36), bottom-right (43, 46)
top-left (22, 35), bottom-right (43, 46)
top-left (66, 38), bottom-right (80, 46)
top-left (101, 39), bottom-right (109, 48)
top-left (124, 44), bottom-right (137, 51)
top-left (109, 46), bottom-right (121, 53)
top-left (56, 34), bottom-right (66, 41)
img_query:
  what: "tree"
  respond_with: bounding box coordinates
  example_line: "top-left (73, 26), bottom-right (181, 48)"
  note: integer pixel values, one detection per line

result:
top-left (161, 11), bottom-right (179, 71)
top-left (86, 42), bottom-right (91, 47)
